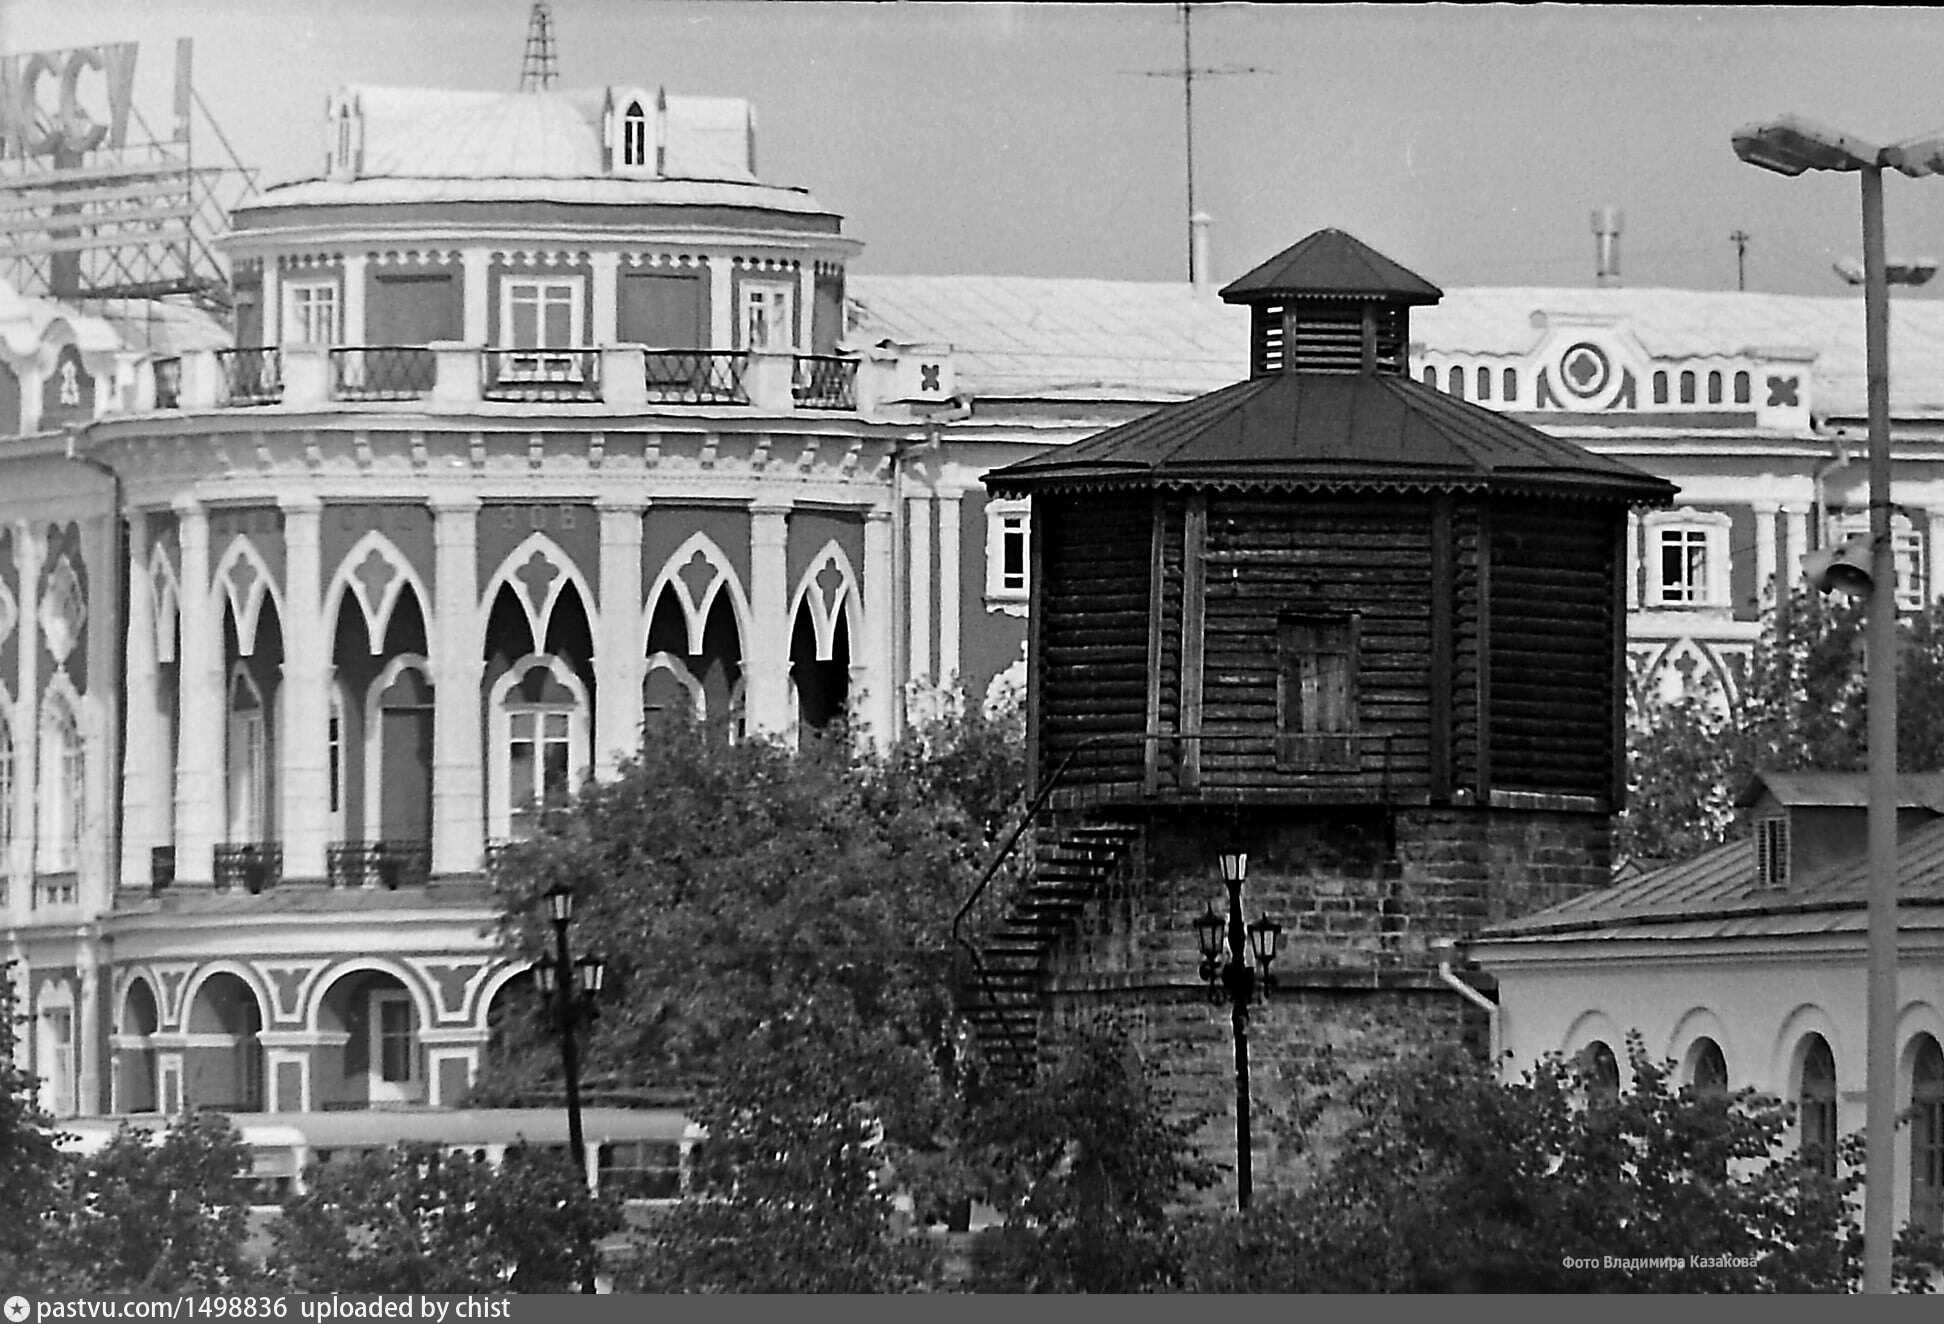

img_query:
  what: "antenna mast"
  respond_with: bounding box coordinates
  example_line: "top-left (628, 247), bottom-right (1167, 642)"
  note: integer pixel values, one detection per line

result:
top-left (520, 1), bottom-right (559, 92)
top-left (1730, 229), bottom-right (1750, 292)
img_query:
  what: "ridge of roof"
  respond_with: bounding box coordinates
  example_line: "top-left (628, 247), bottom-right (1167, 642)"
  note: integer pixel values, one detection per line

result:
top-left (1220, 228), bottom-right (1445, 305)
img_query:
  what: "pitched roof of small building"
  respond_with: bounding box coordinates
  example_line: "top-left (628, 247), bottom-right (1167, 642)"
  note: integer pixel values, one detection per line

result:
top-left (1220, 228), bottom-right (1444, 304)
top-left (982, 369), bottom-right (1677, 499)
top-left (1734, 769), bottom-right (1944, 811)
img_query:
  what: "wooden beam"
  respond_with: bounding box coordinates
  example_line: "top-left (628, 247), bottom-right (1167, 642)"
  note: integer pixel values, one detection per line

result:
top-left (1144, 493), bottom-right (1166, 795)
top-left (1475, 500), bottom-right (1492, 803)
top-left (1428, 492), bottom-right (1453, 804)
top-left (1180, 493), bottom-right (1209, 793)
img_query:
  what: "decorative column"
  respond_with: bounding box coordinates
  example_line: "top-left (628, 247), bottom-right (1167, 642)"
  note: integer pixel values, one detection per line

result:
top-left (862, 508), bottom-right (897, 745)
top-left (1928, 510), bottom-right (1944, 608)
top-left (590, 253), bottom-right (620, 346)
top-left (173, 500), bottom-right (222, 884)
top-left (906, 493), bottom-right (933, 689)
top-left (1782, 505), bottom-right (1810, 592)
top-left (430, 497), bottom-right (484, 875)
top-left (937, 490), bottom-right (962, 689)
top-left (461, 248), bottom-right (492, 345)
top-left (343, 254), bottom-right (368, 347)
top-left (81, 512), bottom-right (118, 903)
top-left (76, 938), bottom-right (100, 1114)
top-left (262, 260), bottom-right (282, 348)
top-left (593, 497), bottom-right (645, 777)
top-left (278, 497), bottom-right (330, 880)
top-left (1754, 501), bottom-right (1779, 609)
top-left (741, 503), bottom-right (792, 738)
top-left (12, 523), bottom-right (39, 888)
top-left (1625, 510), bottom-right (1642, 610)
top-left (119, 511), bottom-right (162, 887)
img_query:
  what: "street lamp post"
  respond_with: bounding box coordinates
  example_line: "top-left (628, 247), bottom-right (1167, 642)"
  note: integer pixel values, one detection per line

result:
top-left (534, 884), bottom-right (606, 1291)
top-left (1733, 114), bottom-right (1944, 1294)
top-left (1195, 850), bottom-right (1282, 1211)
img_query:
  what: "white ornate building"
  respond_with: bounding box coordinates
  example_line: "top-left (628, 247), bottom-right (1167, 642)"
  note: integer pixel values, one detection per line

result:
top-left (13, 45), bottom-right (1944, 1129)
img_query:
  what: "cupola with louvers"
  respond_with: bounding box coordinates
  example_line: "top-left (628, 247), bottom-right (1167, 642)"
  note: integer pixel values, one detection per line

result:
top-left (1220, 227), bottom-right (1443, 376)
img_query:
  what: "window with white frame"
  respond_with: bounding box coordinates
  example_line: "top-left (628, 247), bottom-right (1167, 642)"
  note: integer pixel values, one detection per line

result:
top-left (1644, 510), bottom-right (1730, 608)
top-left (37, 696), bottom-right (82, 874)
top-left (740, 280), bottom-right (794, 351)
top-left (285, 281), bottom-right (340, 346)
top-left (327, 687), bottom-right (346, 839)
top-left (621, 101), bottom-right (649, 169)
top-left (228, 666), bottom-right (268, 844)
top-left (490, 659), bottom-right (589, 841)
top-left (985, 500), bottom-right (1030, 601)
top-left (502, 278), bottom-right (581, 349)
top-left (1828, 512), bottom-right (1927, 611)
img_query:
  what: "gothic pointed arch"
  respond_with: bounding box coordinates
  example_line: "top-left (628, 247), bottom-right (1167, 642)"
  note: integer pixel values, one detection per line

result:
top-left (643, 532), bottom-right (752, 657)
top-left (149, 544), bottom-right (180, 665)
top-left (211, 535), bottom-right (285, 660)
top-left (479, 531), bottom-right (598, 655)
top-left (789, 540), bottom-right (860, 663)
top-left (324, 530), bottom-right (435, 658)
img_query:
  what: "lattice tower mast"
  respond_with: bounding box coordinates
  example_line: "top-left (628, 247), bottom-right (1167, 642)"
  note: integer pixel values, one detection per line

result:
top-left (520, 2), bottom-right (560, 91)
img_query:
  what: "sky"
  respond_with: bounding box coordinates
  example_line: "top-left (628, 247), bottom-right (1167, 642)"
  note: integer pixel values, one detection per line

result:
top-left (8, 2), bottom-right (1944, 299)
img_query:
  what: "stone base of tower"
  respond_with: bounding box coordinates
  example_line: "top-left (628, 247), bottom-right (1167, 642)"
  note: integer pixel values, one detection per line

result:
top-left (1033, 802), bottom-right (1612, 1202)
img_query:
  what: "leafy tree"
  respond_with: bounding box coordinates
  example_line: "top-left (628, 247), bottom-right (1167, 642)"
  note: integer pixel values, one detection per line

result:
top-left (1616, 687), bottom-right (1744, 861)
top-left (962, 1016), bottom-right (1217, 1293)
top-left (0, 967), bottom-right (71, 1291)
top-left (50, 1110), bottom-right (256, 1292)
top-left (1175, 1037), bottom-right (1944, 1293)
top-left (268, 1144), bottom-right (619, 1293)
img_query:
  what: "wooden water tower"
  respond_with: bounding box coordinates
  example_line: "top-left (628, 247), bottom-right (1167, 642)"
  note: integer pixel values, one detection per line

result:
top-left (965, 229), bottom-right (1675, 1180)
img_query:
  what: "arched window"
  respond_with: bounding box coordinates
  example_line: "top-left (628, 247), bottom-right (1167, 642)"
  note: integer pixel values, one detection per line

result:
top-left (1913, 1036), bottom-right (1944, 1232)
top-left (37, 694), bottom-right (83, 873)
top-left (1708, 370), bottom-right (1724, 404)
top-left (622, 101), bottom-right (649, 168)
top-left (1445, 365), bottom-right (1465, 399)
top-left (1420, 365), bottom-right (1437, 387)
top-left (1652, 370), bottom-right (1668, 404)
top-left (1799, 1035), bottom-right (1838, 1177)
top-left (1581, 1040), bottom-right (1620, 1105)
top-left (1475, 366), bottom-right (1491, 401)
top-left (1733, 370), bottom-right (1751, 405)
top-left (1501, 367), bottom-right (1518, 403)
top-left (1679, 370), bottom-right (1697, 404)
top-left (227, 664), bottom-right (268, 843)
top-left (1689, 1037), bottom-right (1728, 1096)
top-left (489, 658), bottom-right (589, 841)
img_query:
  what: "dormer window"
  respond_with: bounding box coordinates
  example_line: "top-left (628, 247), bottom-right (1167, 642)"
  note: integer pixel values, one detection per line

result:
top-left (1755, 814), bottom-right (1788, 888)
top-left (622, 102), bottom-right (649, 169)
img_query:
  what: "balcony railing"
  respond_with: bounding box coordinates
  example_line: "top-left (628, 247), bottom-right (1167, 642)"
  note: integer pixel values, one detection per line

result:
top-left (331, 346), bottom-right (435, 401)
top-left (793, 355), bottom-right (858, 410)
top-left (215, 348), bottom-right (283, 406)
top-left (153, 357), bottom-right (183, 409)
top-left (213, 843), bottom-right (284, 894)
top-left (327, 839), bottom-right (431, 890)
top-left (643, 350), bottom-right (749, 404)
top-left (482, 348), bottom-right (602, 402)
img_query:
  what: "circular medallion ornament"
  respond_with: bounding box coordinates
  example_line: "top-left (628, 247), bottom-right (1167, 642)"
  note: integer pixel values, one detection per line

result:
top-left (1558, 341), bottom-right (1613, 400)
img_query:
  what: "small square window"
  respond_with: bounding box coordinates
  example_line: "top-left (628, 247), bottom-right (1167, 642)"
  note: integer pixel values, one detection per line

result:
top-left (985, 502), bottom-right (1031, 602)
top-left (1656, 527), bottom-right (1710, 605)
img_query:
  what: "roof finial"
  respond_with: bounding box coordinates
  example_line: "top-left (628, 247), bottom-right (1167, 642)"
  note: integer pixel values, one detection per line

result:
top-left (520, 1), bottom-right (559, 92)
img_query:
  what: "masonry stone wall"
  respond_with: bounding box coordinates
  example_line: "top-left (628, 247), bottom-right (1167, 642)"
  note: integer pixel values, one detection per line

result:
top-left (1038, 803), bottom-right (1610, 1200)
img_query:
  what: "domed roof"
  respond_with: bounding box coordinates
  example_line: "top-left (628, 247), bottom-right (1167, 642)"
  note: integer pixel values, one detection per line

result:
top-left (362, 91), bottom-right (605, 179)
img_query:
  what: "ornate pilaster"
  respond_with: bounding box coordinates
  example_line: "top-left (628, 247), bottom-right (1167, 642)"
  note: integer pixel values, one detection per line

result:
top-left (906, 493), bottom-right (933, 688)
top-left (594, 497), bottom-right (645, 777)
top-left (937, 490), bottom-right (962, 689)
top-left (12, 523), bottom-right (39, 886)
top-left (173, 500), bottom-right (221, 884)
top-left (278, 496), bottom-right (330, 880)
top-left (745, 503), bottom-right (792, 737)
top-left (119, 511), bottom-right (163, 886)
top-left (862, 508), bottom-right (896, 746)
top-left (1753, 501), bottom-right (1779, 609)
top-left (431, 497), bottom-right (484, 875)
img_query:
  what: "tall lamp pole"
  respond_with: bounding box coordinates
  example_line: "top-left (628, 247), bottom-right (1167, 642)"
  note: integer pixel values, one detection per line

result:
top-left (535, 884), bottom-right (606, 1292)
top-left (1195, 850), bottom-right (1281, 1211)
top-left (1733, 115), bottom-right (1944, 1293)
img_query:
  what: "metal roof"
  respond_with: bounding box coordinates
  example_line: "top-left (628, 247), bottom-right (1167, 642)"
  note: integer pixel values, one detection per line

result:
top-left (1734, 769), bottom-right (1944, 810)
top-left (1220, 228), bottom-right (1444, 305)
top-left (1480, 814), bottom-right (1944, 943)
top-left (983, 369), bottom-right (1679, 500)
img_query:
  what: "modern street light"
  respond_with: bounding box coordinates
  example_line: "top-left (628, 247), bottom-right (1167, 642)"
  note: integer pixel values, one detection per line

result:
top-left (1194, 849), bottom-right (1281, 1211)
top-left (1733, 113), bottom-right (1944, 1294)
top-left (534, 883), bottom-right (606, 1291)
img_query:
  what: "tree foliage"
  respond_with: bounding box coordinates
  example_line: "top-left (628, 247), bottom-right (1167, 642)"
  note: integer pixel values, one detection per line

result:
top-left (0, 967), bottom-right (69, 1291)
top-left (50, 1111), bottom-right (257, 1292)
top-left (1175, 1038), bottom-right (1944, 1293)
top-left (268, 1144), bottom-right (619, 1293)
top-left (963, 1017), bottom-right (1217, 1293)
top-left (1620, 589), bottom-right (1944, 860)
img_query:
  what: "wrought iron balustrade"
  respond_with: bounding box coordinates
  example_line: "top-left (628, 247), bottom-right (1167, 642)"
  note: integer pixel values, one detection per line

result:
top-left (482, 348), bottom-right (602, 401)
top-left (215, 348), bottom-right (283, 406)
top-left (642, 350), bottom-right (749, 404)
top-left (153, 357), bottom-right (183, 409)
top-left (213, 843), bottom-right (283, 894)
top-left (792, 355), bottom-right (858, 410)
top-left (327, 839), bottom-right (431, 890)
top-left (332, 346), bottom-right (436, 401)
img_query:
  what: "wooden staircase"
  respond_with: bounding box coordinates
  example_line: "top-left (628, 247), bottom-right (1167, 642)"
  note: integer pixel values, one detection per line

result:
top-left (960, 821), bottom-right (1140, 1086)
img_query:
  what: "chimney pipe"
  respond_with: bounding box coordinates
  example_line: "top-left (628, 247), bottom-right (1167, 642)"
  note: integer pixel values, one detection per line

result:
top-left (1592, 205), bottom-right (1623, 287)
top-left (1191, 210), bottom-right (1212, 294)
